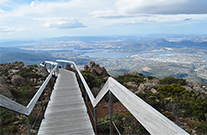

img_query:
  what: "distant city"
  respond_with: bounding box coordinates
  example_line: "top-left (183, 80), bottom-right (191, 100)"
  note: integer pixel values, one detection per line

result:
top-left (0, 35), bottom-right (207, 83)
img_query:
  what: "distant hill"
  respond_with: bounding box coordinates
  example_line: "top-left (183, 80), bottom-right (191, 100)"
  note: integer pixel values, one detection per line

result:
top-left (0, 52), bottom-right (56, 65)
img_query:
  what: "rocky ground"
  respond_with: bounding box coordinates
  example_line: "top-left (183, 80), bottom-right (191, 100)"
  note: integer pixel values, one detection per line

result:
top-left (83, 61), bottom-right (207, 135)
top-left (0, 61), bottom-right (56, 134)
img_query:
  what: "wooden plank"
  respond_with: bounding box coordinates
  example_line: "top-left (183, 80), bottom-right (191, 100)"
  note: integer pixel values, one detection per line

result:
top-left (0, 95), bottom-right (28, 115)
top-left (56, 60), bottom-right (189, 135)
top-left (38, 69), bottom-right (94, 135)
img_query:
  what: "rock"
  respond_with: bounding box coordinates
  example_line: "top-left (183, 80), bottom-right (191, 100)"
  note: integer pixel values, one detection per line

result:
top-left (90, 61), bottom-right (95, 68)
top-left (31, 129), bottom-right (38, 134)
top-left (135, 89), bottom-right (145, 94)
top-left (85, 61), bottom-right (109, 77)
top-left (84, 65), bottom-right (89, 71)
top-left (137, 82), bottom-right (161, 93)
top-left (0, 84), bottom-right (13, 99)
top-left (8, 69), bottom-right (19, 74)
top-left (0, 76), bottom-right (6, 85)
top-left (90, 67), bottom-right (96, 74)
top-left (124, 72), bottom-right (139, 76)
top-left (193, 86), bottom-right (205, 92)
top-left (182, 86), bottom-right (192, 92)
top-left (102, 67), bottom-right (108, 76)
top-left (38, 67), bottom-right (48, 77)
top-left (124, 82), bottom-right (137, 88)
top-left (93, 65), bottom-right (102, 75)
top-left (196, 91), bottom-right (207, 100)
top-left (65, 64), bottom-right (74, 71)
top-left (151, 88), bottom-right (157, 93)
top-left (18, 61), bottom-right (24, 67)
top-left (11, 75), bottom-right (25, 85)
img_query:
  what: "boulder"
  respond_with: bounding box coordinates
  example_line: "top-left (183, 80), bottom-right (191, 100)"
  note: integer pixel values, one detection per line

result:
top-left (38, 67), bottom-right (49, 77)
top-left (90, 61), bottom-right (95, 68)
top-left (8, 69), bottom-right (19, 74)
top-left (193, 86), bottom-right (205, 92)
top-left (102, 67), bottom-right (108, 76)
top-left (93, 65), bottom-right (102, 75)
top-left (0, 76), bottom-right (6, 85)
top-left (85, 61), bottom-right (109, 77)
top-left (11, 75), bottom-right (25, 85)
top-left (84, 65), bottom-right (89, 71)
top-left (65, 64), bottom-right (74, 71)
top-left (182, 85), bottom-right (192, 92)
top-left (151, 88), bottom-right (157, 93)
top-left (137, 82), bottom-right (161, 93)
top-left (0, 84), bottom-right (13, 99)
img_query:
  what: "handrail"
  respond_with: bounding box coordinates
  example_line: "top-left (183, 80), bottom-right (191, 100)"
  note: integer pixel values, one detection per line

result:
top-left (0, 94), bottom-right (28, 115)
top-left (26, 64), bottom-right (58, 114)
top-left (56, 60), bottom-right (189, 135)
top-left (0, 63), bottom-right (58, 116)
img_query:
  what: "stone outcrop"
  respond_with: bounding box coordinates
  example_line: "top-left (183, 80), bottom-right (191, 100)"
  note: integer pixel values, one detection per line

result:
top-left (0, 84), bottom-right (13, 99)
top-left (0, 61), bottom-right (57, 134)
top-left (135, 81), bottom-right (162, 94)
top-left (84, 61), bottom-right (109, 76)
top-left (38, 67), bottom-right (49, 77)
top-left (0, 76), bottom-right (6, 85)
top-left (65, 64), bottom-right (75, 72)
top-left (11, 75), bottom-right (25, 86)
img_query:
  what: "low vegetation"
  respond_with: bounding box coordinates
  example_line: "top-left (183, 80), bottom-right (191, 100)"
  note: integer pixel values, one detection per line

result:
top-left (82, 70), bottom-right (207, 134)
top-left (0, 62), bottom-right (56, 134)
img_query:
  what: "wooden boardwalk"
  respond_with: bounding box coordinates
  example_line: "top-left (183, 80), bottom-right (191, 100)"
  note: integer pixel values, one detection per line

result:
top-left (38, 69), bottom-right (94, 135)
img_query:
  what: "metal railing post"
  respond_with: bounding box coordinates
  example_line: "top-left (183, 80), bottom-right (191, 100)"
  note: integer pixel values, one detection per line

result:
top-left (94, 107), bottom-right (97, 134)
top-left (40, 95), bottom-right (44, 119)
top-left (109, 91), bottom-right (113, 135)
top-left (26, 116), bottom-right (31, 135)
top-left (48, 84), bottom-right (50, 100)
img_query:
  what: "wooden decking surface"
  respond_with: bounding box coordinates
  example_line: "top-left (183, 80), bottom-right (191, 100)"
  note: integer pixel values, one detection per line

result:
top-left (38, 69), bottom-right (94, 135)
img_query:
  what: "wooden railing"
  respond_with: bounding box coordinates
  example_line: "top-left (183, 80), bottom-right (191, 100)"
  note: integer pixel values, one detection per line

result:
top-left (56, 60), bottom-right (189, 135)
top-left (0, 62), bottom-right (58, 134)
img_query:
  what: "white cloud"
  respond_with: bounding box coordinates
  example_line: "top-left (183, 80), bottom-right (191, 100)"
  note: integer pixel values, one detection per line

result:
top-left (91, 0), bottom-right (207, 19)
top-left (0, 26), bottom-right (30, 34)
top-left (0, 0), bottom-right (207, 38)
top-left (35, 18), bottom-right (87, 29)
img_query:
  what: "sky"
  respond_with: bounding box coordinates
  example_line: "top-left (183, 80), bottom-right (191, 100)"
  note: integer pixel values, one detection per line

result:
top-left (0, 0), bottom-right (207, 40)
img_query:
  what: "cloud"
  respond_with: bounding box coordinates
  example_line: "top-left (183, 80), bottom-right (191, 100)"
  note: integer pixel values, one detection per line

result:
top-left (184, 18), bottom-right (192, 21)
top-left (91, 0), bottom-right (207, 19)
top-left (0, 26), bottom-right (30, 34)
top-left (36, 18), bottom-right (87, 29)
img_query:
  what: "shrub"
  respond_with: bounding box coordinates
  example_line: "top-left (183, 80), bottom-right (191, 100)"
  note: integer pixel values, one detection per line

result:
top-left (7, 125), bottom-right (18, 134)
top-left (187, 120), bottom-right (199, 129)
top-left (116, 74), bottom-right (144, 85)
top-left (196, 122), bottom-right (207, 134)
top-left (159, 77), bottom-right (187, 85)
top-left (162, 111), bottom-right (176, 121)
top-left (81, 71), bottom-right (105, 89)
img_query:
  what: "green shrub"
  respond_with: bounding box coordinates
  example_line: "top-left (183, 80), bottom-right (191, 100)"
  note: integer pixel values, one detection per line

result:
top-left (187, 120), bottom-right (199, 129)
top-left (116, 74), bottom-right (144, 85)
top-left (196, 122), bottom-right (207, 134)
top-left (81, 71), bottom-right (105, 89)
top-left (159, 77), bottom-right (187, 85)
top-left (19, 117), bottom-right (26, 124)
top-left (97, 113), bottom-right (149, 134)
top-left (162, 111), bottom-right (176, 121)
top-left (7, 125), bottom-right (18, 134)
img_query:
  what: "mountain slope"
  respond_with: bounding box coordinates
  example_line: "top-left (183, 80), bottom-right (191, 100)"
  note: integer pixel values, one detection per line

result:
top-left (0, 52), bottom-right (56, 65)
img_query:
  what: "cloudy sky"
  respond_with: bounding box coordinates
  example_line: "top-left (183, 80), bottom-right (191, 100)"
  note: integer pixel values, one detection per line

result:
top-left (0, 0), bottom-right (207, 39)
